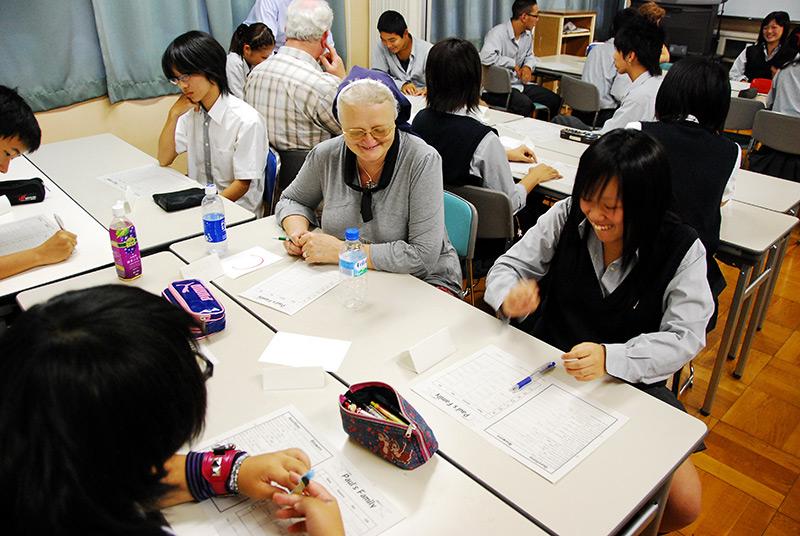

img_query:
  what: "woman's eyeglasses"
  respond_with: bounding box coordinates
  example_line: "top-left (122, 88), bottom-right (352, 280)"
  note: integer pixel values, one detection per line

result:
top-left (343, 125), bottom-right (395, 141)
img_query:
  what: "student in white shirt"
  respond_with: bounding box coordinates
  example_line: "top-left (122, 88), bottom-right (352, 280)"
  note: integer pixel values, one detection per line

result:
top-left (372, 10), bottom-right (433, 96)
top-left (158, 31), bottom-right (268, 216)
top-left (729, 11), bottom-right (791, 82)
top-left (226, 23), bottom-right (275, 99)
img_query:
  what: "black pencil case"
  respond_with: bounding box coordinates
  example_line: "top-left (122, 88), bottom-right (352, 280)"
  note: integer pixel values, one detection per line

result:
top-left (152, 187), bottom-right (205, 212)
top-left (0, 178), bottom-right (45, 205)
top-left (339, 381), bottom-right (438, 470)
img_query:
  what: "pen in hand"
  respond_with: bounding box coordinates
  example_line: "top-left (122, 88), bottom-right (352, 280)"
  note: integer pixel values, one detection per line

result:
top-left (289, 468), bottom-right (315, 495)
top-left (272, 236), bottom-right (291, 241)
top-left (54, 213), bottom-right (66, 230)
top-left (510, 361), bottom-right (556, 392)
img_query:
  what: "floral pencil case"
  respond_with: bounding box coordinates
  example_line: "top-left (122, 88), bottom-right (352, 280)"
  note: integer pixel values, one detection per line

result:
top-left (339, 381), bottom-right (438, 470)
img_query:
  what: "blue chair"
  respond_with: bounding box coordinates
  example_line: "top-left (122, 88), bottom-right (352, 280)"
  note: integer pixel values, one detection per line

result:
top-left (263, 149), bottom-right (279, 216)
top-left (443, 191), bottom-right (478, 304)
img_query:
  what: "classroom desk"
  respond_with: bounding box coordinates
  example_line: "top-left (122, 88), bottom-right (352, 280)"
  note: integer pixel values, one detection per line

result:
top-left (735, 168), bottom-right (800, 215)
top-left (15, 251), bottom-right (541, 536)
top-left (0, 155), bottom-right (111, 300)
top-left (26, 134), bottom-right (255, 253)
top-left (497, 117), bottom-right (589, 159)
top-left (535, 54), bottom-right (586, 78)
top-left (170, 217), bottom-right (707, 536)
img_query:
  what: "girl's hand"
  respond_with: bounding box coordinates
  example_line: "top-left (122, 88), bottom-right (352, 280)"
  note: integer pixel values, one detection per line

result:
top-left (501, 279), bottom-right (540, 318)
top-left (562, 343), bottom-right (607, 381)
top-left (506, 144), bottom-right (537, 163)
top-left (273, 473), bottom-right (346, 536)
top-left (236, 449), bottom-right (311, 500)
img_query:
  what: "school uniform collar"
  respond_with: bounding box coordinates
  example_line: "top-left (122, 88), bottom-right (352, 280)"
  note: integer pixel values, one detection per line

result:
top-left (504, 19), bottom-right (530, 43)
top-left (204, 93), bottom-right (230, 125)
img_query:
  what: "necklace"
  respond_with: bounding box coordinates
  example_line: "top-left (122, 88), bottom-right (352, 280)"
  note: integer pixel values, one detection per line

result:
top-left (358, 161), bottom-right (385, 189)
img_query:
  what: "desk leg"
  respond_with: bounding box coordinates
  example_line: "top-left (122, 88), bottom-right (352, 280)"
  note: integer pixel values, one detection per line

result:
top-left (616, 477), bottom-right (671, 536)
top-left (703, 264), bottom-right (752, 416)
top-left (755, 235), bottom-right (790, 331)
top-left (726, 265), bottom-right (761, 360)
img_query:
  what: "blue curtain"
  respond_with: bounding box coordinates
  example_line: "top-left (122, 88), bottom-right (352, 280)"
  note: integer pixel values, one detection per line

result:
top-left (0, 0), bottom-right (347, 112)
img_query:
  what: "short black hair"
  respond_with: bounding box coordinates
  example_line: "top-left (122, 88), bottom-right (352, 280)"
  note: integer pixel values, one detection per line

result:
top-left (162, 31), bottom-right (229, 95)
top-left (756, 11), bottom-right (791, 48)
top-left (377, 10), bottom-right (408, 36)
top-left (610, 7), bottom-right (642, 39)
top-left (0, 86), bottom-right (41, 152)
top-left (229, 22), bottom-right (275, 56)
top-left (655, 57), bottom-right (730, 133)
top-left (511, 0), bottom-right (537, 21)
top-left (614, 17), bottom-right (664, 77)
top-left (572, 129), bottom-right (672, 269)
top-left (774, 25), bottom-right (800, 69)
top-left (425, 38), bottom-right (482, 114)
top-left (0, 285), bottom-right (207, 534)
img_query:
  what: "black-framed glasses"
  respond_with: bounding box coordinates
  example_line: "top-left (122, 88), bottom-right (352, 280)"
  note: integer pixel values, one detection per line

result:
top-left (343, 124), bottom-right (395, 141)
top-left (168, 74), bottom-right (192, 85)
top-left (525, 12), bottom-right (540, 19)
top-left (196, 352), bottom-right (214, 380)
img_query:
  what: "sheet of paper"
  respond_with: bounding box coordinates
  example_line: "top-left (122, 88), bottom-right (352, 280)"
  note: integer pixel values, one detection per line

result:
top-left (503, 119), bottom-right (561, 143)
top-left (166, 406), bottom-right (404, 536)
top-left (221, 247), bottom-right (282, 279)
top-left (97, 164), bottom-right (196, 199)
top-left (0, 214), bottom-right (59, 256)
top-left (181, 254), bottom-right (225, 282)
top-left (239, 262), bottom-right (339, 315)
top-left (412, 345), bottom-right (628, 483)
top-left (258, 332), bottom-right (350, 372)
top-left (509, 157), bottom-right (577, 195)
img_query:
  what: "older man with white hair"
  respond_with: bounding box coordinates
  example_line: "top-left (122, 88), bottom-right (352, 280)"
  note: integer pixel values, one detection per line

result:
top-left (245, 0), bottom-right (346, 150)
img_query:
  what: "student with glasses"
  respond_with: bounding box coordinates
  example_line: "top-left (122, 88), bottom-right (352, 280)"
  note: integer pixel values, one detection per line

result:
top-left (0, 285), bottom-right (345, 535)
top-left (275, 68), bottom-right (463, 296)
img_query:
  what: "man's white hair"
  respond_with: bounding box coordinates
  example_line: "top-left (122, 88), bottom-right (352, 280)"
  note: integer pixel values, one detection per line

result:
top-left (338, 79), bottom-right (399, 120)
top-left (285, 0), bottom-right (334, 42)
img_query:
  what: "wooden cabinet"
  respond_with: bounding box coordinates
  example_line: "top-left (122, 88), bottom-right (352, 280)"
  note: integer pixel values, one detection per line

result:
top-left (534, 10), bottom-right (596, 57)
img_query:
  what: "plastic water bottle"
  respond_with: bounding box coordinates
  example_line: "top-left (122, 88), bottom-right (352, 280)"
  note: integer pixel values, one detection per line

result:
top-left (109, 202), bottom-right (142, 281)
top-left (338, 228), bottom-right (367, 308)
top-left (202, 183), bottom-right (227, 256)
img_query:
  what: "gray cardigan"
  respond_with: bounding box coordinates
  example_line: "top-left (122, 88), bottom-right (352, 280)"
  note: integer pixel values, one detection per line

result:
top-left (275, 131), bottom-right (463, 294)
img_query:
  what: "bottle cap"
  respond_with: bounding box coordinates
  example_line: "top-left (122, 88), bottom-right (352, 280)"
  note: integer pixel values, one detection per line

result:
top-left (112, 202), bottom-right (125, 217)
top-left (345, 228), bottom-right (359, 241)
top-left (205, 183), bottom-right (217, 195)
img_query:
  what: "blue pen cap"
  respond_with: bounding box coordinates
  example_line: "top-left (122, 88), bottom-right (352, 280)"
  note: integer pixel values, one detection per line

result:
top-left (345, 228), bottom-right (359, 241)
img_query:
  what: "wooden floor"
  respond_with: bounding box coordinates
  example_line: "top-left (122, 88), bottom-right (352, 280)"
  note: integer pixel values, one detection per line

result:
top-left (470, 225), bottom-right (800, 536)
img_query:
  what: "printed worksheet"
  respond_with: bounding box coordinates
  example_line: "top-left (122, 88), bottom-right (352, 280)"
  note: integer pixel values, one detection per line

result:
top-left (503, 119), bottom-right (561, 142)
top-left (0, 214), bottom-right (59, 256)
top-left (412, 345), bottom-right (628, 483)
top-left (239, 262), bottom-right (339, 315)
top-left (509, 158), bottom-right (578, 190)
top-left (176, 406), bottom-right (404, 536)
top-left (97, 164), bottom-right (196, 199)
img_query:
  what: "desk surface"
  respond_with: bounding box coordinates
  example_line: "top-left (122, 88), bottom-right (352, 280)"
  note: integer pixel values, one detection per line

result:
top-left (0, 156), bottom-right (111, 299)
top-left (406, 94), bottom-right (523, 127)
top-left (16, 251), bottom-right (541, 536)
top-left (26, 134), bottom-right (255, 252)
top-left (719, 200), bottom-right (798, 257)
top-left (734, 168), bottom-right (800, 214)
top-left (170, 217), bottom-right (707, 536)
top-left (535, 54), bottom-right (586, 77)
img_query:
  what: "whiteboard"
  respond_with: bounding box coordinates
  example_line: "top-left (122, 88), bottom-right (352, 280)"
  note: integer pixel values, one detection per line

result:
top-left (720, 0), bottom-right (797, 21)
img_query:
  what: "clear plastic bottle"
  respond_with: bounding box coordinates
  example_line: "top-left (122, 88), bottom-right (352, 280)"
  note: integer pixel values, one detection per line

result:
top-left (338, 227), bottom-right (367, 308)
top-left (202, 183), bottom-right (228, 256)
top-left (109, 202), bottom-right (142, 281)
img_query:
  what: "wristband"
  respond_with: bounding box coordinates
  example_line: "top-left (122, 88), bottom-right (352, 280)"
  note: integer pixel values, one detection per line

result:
top-left (201, 444), bottom-right (240, 496)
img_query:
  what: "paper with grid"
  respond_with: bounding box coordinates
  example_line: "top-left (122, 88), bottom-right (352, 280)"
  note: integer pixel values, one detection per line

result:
top-left (0, 214), bottom-right (59, 256)
top-left (239, 261), bottom-right (339, 315)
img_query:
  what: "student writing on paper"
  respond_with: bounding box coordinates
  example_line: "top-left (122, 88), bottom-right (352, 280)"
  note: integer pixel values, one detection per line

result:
top-left (158, 31), bottom-right (268, 216)
top-left (485, 130), bottom-right (712, 533)
top-left (276, 70), bottom-right (463, 296)
top-left (0, 286), bottom-right (344, 536)
top-left (226, 23), bottom-right (275, 99)
top-left (0, 86), bottom-right (77, 280)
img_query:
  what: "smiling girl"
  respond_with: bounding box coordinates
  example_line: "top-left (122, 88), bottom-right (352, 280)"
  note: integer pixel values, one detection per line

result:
top-left (729, 11), bottom-right (791, 82)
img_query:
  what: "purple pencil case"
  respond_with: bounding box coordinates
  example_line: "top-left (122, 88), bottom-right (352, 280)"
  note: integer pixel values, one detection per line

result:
top-left (162, 279), bottom-right (226, 338)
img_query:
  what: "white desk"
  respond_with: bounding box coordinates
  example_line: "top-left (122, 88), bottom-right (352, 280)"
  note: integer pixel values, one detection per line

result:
top-left (734, 168), bottom-right (800, 215)
top-left (170, 217), bottom-right (707, 536)
top-left (498, 117), bottom-right (589, 159)
top-left (535, 54), bottom-right (587, 78)
top-left (26, 134), bottom-right (255, 252)
top-left (0, 156), bottom-right (111, 299)
top-left (16, 251), bottom-right (541, 536)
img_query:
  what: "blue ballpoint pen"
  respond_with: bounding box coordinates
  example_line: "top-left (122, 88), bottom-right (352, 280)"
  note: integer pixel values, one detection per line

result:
top-left (510, 361), bottom-right (556, 391)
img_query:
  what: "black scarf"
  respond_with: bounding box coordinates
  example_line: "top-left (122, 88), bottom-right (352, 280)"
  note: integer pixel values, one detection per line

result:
top-left (343, 133), bottom-right (400, 222)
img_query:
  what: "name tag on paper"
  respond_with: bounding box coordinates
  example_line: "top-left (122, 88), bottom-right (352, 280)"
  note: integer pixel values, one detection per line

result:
top-left (398, 327), bottom-right (456, 374)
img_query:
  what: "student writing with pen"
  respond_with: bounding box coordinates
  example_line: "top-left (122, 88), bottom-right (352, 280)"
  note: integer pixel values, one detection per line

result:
top-left (484, 130), bottom-right (713, 533)
top-left (0, 86), bottom-right (77, 280)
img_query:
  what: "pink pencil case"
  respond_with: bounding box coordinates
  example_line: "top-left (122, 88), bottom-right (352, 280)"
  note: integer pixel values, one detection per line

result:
top-left (162, 279), bottom-right (226, 338)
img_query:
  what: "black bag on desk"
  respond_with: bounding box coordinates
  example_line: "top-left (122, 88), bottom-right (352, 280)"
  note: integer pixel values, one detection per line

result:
top-left (0, 178), bottom-right (45, 205)
top-left (152, 187), bottom-right (205, 212)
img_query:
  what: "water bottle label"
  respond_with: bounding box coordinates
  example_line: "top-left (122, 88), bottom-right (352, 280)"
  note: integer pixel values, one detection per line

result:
top-left (109, 225), bottom-right (142, 281)
top-left (339, 256), bottom-right (367, 277)
top-left (203, 215), bottom-right (227, 243)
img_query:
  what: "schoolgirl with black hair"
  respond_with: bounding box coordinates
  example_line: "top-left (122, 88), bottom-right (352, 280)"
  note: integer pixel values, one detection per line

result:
top-left (227, 23), bottom-right (275, 98)
top-left (730, 11), bottom-right (791, 82)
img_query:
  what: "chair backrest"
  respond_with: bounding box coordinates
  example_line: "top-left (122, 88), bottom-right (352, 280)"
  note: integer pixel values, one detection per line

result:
top-left (559, 75), bottom-right (600, 113)
top-left (263, 149), bottom-right (279, 209)
top-left (724, 97), bottom-right (765, 131)
top-left (271, 148), bottom-right (311, 212)
top-left (444, 184), bottom-right (514, 241)
top-left (443, 191), bottom-right (478, 260)
top-left (751, 110), bottom-right (800, 156)
top-left (481, 64), bottom-right (512, 110)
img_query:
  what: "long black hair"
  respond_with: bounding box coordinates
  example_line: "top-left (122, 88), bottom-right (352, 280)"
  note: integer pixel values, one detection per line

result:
top-left (0, 286), bottom-right (207, 534)
top-left (756, 11), bottom-right (790, 49)
top-left (425, 38), bottom-right (482, 114)
top-left (162, 31), bottom-right (230, 95)
top-left (655, 57), bottom-right (731, 133)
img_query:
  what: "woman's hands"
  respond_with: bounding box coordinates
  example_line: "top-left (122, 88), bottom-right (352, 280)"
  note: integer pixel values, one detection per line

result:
top-left (273, 472), bottom-right (345, 536)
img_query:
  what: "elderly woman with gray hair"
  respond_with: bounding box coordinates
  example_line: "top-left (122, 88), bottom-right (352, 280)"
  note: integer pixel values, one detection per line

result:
top-left (275, 69), bottom-right (463, 295)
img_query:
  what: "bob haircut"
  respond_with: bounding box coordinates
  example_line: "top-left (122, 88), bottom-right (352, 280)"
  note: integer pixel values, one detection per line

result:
top-left (655, 57), bottom-right (731, 133)
top-left (162, 31), bottom-right (230, 95)
top-left (285, 0), bottom-right (333, 42)
top-left (377, 10), bottom-right (408, 36)
top-left (756, 11), bottom-right (790, 48)
top-left (0, 286), bottom-right (207, 534)
top-left (425, 38), bottom-right (482, 114)
top-left (610, 7), bottom-right (641, 39)
top-left (614, 17), bottom-right (664, 77)
top-left (0, 85), bottom-right (41, 152)
top-left (229, 22), bottom-right (275, 56)
top-left (511, 0), bottom-right (537, 21)
top-left (571, 129), bottom-right (672, 269)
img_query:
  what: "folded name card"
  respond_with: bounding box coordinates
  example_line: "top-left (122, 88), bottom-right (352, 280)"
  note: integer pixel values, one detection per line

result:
top-left (398, 327), bottom-right (456, 374)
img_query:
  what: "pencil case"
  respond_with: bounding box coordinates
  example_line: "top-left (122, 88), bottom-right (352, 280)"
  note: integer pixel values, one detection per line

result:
top-left (0, 178), bottom-right (45, 205)
top-left (339, 381), bottom-right (438, 470)
top-left (153, 187), bottom-right (205, 212)
top-left (162, 279), bottom-right (226, 338)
